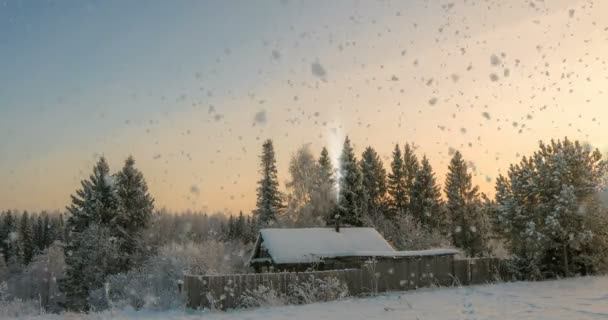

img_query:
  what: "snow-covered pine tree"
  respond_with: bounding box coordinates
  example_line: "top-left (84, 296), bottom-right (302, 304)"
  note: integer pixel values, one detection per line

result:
top-left (318, 147), bottom-right (334, 186)
top-left (114, 156), bottom-right (154, 271)
top-left (0, 251), bottom-right (7, 282)
top-left (33, 213), bottom-right (45, 253)
top-left (312, 147), bottom-right (337, 226)
top-left (336, 136), bottom-right (365, 226)
top-left (42, 212), bottom-right (51, 248)
top-left (244, 215), bottom-right (254, 243)
top-left (403, 143), bottom-right (420, 212)
top-left (387, 144), bottom-right (407, 217)
top-left (66, 157), bottom-right (120, 233)
top-left (65, 224), bottom-right (122, 311)
top-left (0, 210), bottom-right (16, 264)
top-left (445, 151), bottom-right (487, 257)
top-left (48, 214), bottom-right (64, 245)
top-left (494, 138), bottom-right (608, 278)
top-left (235, 211), bottom-right (246, 241)
top-left (0, 212), bottom-right (4, 261)
top-left (253, 139), bottom-right (283, 225)
top-left (18, 211), bottom-right (34, 265)
top-left (360, 146), bottom-right (388, 224)
top-left (410, 155), bottom-right (444, 230)
top-left (62, 157), bottom-right (121, 311)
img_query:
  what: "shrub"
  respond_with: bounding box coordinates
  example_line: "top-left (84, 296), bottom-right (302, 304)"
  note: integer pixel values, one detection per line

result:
top-left (239, 276), bottom-right (349, 309)
top-left (288, 275), bottom-right (349, 304)
top-left (90, 240), bottom-right (251, 311)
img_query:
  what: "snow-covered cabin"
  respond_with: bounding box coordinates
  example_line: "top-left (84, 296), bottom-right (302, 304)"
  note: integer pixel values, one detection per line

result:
top-left (248, 227), bottom-right (459, 272)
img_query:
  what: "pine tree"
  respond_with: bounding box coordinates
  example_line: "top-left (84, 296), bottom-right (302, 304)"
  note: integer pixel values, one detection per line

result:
top-left (410, 155), bottom-right (444, 230)
top-left (0, 251), bottom-right (7, 282)
top-left (318, 147), bottom-right (334, 186)
top-left (336, 136), bottom-right (364, 226)
top-left (387, 144), bottom-right (407, 217)
top-left (33, 214), bottom-right (45, 253)
top-left (47, 214), bottom-right (65, 245)
top-left (62, 224), bottom-right (122, 312)
top-left (42, 213), bottom-right (51, 248)
top-left (62, 157), bottom-right (121, 311)
top-left (235, 211), bottom-right (246, 242)
top-left (0, 212), bottom-right (4, 262)
top-left (227, 215), bottom-right (236, 240)
top-left (494, 138), bottom-right (608, 278)
top-left (0, 210), bottom-right (16, 264)
top-left (253, 139), bottom-right (283, 225)
top-left (403, 143), bottom-right (420, 212)
top-left (66, 157), bottom-right (120, 234)
top-left (360, 146), bottom-right (388, 224)
top-left (444, 151), bottom-right (486, 257)
top-left (114, 156), bottom-right (155, 271)
top-left (18, 211), bottom-right (35, 265)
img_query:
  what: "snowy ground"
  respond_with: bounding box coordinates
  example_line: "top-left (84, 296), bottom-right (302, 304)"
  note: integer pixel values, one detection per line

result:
top-left (13, 276), bottom-right (608, 320)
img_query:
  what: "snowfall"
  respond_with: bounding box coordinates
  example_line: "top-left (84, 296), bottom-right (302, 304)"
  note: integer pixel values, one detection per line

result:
top-left (9, 276), bottom-right (608, 320)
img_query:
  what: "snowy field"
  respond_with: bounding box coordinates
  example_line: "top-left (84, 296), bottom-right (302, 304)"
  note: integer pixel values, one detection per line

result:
top-left (10, 275), bottom-right (608, 320)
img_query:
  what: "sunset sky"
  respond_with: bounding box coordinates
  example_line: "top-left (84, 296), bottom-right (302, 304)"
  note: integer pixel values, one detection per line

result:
top-left (1, 0), bottom-right (607, 214)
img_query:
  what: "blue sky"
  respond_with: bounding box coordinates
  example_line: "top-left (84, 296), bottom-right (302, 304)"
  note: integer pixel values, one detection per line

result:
top-left (1, 0), bottom-right (606, 212)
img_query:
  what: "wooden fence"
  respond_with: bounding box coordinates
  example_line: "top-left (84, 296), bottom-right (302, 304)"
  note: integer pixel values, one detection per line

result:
top-left (184, 257), bottom-right (509, 310)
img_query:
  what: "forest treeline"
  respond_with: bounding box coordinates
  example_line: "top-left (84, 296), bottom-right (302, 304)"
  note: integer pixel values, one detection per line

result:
top-left (1, 136), bottom-right (607, 313)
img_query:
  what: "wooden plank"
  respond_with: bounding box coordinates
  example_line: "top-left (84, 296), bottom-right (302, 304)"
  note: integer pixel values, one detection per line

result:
top-left (183, 258), bottom-right (511, 311)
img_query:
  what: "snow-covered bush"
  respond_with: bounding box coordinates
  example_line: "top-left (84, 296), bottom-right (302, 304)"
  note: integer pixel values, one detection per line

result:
top-left (375, 214), bottom-right (452, 251)
top-left (92, 240), bottom-right (251, 311)
top-left (239, 276), bottom-right (349, 309)
top-left (288, 275), bottom-right (349, 304)
top-left (3, 243), bottom-right (65, 313)
top-left (0, 298), bottom-right (42, 318)
top-left (239, 285), bottom-right (286, 308)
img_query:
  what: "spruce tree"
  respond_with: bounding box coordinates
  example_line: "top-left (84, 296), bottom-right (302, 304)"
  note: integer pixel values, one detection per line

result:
top-left (18, 211), bottom-right (34, 265)
top-left (227, 215), bottom-right (236, 240)
top-left (253, 139), bottom-right (283, 225)
top-left (33, 214), bottom-right (45, 253)
top-left (0, 212), bottom-right (4, 262)
top-left (403, 143), bottom-right (420, 212)
top-left (336, 136), bottom-right (364, 226)
top-left (387, 144), bottom-right (407, 217)
top-left (314, 147), bottom-right (337, 226)
top-left (62, 157), bottom-right (121, 311)
top-left (444, 151), bottom-right (486, 257)
top-left (495, 138), bottom-right (608, 278)
top-left (410, 156), bottom-right (444, 230)
top-left (66, 157), bottom-right (120, 233)
top-left (0, 210), bottom-right (16, 264)
top-left (318, 147), bottom-right (334, 186)
top-left (114, 156), bottom-right (154, 271)
top-left (42, 213), bottom-right (51, 248)
top-left (235, 211), bottom-right (246, 241)
top-left (360, 146), bottom-right (388, 224)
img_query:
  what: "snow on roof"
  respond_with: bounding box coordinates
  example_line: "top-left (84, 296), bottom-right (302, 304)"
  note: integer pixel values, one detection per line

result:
top-left (254, 227), bottom-right (396, 264)
top-left (316, 249), bottom-right (460, 258)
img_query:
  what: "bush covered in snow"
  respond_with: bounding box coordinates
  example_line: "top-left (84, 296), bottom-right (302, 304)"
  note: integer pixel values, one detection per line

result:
top-left (90, 240), bottom-right (251, 311)
top-left (288, 275), bottom-right (349, 305)
top-left (3, 243), bottom-right (65, 313)
top-left (0, 298), bottom-right (43, 319)
top-left (374, 214), bottom-right (452, 251)
top-left (238, 276), bottom-right (349, 309)
top-left (239, 285), bottom-right (286, 309)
